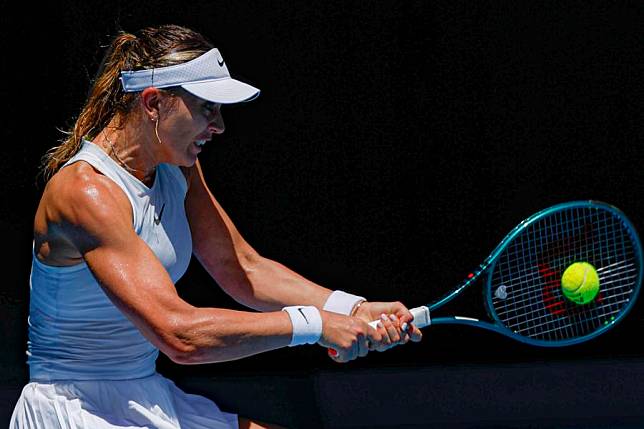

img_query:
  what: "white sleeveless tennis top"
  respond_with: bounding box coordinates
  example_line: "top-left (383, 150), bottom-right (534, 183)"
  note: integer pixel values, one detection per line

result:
top-left (27, 140), bottom-right (193, 381)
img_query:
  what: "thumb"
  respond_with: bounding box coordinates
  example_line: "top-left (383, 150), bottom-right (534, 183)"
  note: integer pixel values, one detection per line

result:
top-left (408, 324), bottom-right (423, 342)
top-left (327, 347), bottom-right (350, 363)
top-left (394, 306), bottom-right (414, 328)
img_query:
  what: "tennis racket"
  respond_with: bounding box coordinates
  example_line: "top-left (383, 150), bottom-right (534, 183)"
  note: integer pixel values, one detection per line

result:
top-left (369, 201), bottom-right (642, 348)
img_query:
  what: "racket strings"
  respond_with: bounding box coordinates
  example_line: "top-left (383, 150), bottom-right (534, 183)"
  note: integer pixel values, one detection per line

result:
top-left (489, 206), bottom-right (640, 342)
top-left (499, 288), bottom-right (634, 332)
top-left (492, 247), bottom-right (636, 316)
top-left (498, 269), bottom-right (637, 313)
top-left (494, 260), bottom-right (638, 318)
top-left (496, 222), bottom-right (631, 269)
top-left (528, 233), bottom-right (632, 338)
top-left (490, 254), bottom-right (636, 294)
top-left (514, 298), bottom-right (632, 336)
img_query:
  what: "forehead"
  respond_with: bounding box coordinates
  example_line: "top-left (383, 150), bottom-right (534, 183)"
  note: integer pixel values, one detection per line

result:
top-left (163, 87), bottom-right (210, 111)
top-left (169, 87), bottom-right (202, 104)
top-left (157, 88), bottom-right (220, 117)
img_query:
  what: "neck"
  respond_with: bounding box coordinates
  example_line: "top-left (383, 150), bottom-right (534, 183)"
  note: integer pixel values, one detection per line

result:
top-left (94, 121), bottom-right (159, 186)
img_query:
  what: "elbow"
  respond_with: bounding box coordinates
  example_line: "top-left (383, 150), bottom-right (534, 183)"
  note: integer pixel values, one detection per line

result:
top-left (154, 314), bottom-right (226, 365)
top-left (156, 328), bottom-right (200, 365)
top-left (151, 313), bottom-right (201, 364)
top-left (237, 247), bottom-right (262, 277)
top-left (165, 340), bottom-right (229, 365)
top-left (163, 341), bottom-right (200, 365)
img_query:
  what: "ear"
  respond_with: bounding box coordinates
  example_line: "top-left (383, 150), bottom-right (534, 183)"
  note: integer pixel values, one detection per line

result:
top-left (140, 87), bottom-right (164, 121)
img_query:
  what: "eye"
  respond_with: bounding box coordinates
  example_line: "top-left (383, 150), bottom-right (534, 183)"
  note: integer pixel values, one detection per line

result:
top-left (202, 102), bottom-right (218, 116)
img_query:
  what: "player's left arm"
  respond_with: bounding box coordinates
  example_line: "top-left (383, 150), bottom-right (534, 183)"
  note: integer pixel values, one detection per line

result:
top-left (183, 159), bottom-right (420, 348)
top-left (183, 159), bottom-right (331, 311)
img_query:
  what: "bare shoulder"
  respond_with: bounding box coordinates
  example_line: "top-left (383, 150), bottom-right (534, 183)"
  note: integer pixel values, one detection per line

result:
top-left (35, 162), bottom-right (133, 257)
top-left (47, 162), bottom-right (131, 223)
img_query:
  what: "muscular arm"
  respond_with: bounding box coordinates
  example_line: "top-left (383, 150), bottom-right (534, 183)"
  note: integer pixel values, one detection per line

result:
top-left (38, 163), bottom-right (295, 364)
top-left (184, 159), bottom-right (333, 311)
top-left (181, 161), bottom-right (418, 357)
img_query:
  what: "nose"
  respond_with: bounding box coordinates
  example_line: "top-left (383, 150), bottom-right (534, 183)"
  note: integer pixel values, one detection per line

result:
top-left (208, 108), bottom-right (225, 134)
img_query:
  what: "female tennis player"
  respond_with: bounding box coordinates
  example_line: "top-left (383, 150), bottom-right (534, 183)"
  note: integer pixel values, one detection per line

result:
top-left (10, 24), bottom-right (421, 428)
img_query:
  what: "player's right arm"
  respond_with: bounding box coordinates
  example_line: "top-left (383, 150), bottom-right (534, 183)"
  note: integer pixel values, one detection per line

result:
top-left (33, 162), bottom-right (369, 364)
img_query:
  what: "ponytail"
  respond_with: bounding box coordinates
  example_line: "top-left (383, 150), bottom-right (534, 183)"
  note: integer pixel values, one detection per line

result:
top-left (40, 32), bottom-right (140, 180)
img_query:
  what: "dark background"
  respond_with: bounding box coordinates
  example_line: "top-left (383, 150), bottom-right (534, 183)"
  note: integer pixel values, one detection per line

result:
top-left (1, 0), bottom-right (642, 386)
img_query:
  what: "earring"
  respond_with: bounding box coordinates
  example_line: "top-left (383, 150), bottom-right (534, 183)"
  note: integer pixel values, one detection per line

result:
top-left (153, 117), bottom-right (163, 145)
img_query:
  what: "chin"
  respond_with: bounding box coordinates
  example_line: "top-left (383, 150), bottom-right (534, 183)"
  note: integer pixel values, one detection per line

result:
top-left (172, 151), bottom-right (199, 168)
top-left (179, 157), bottom-right (198, 168)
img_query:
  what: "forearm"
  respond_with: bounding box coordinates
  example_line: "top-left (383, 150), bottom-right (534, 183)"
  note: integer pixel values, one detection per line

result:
top-left (226, 253), bottom-right (333, 311)
top-left (186, 163), bottom-right (362, 314)
top-left (196, 246), bottom-right (368, 316)
top-left (166, 306), bottom-right (293, 364)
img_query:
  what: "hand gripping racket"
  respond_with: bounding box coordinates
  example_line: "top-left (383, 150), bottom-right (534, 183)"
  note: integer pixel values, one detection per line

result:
top-left (362, 201), bottom-right (642, 348)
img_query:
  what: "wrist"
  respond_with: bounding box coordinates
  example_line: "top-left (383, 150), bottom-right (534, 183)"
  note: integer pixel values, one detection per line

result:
top-left (282, 306), bottom-right (322, 346)
top-left (350, 299), bottom-right (367, 316)
top-left (323, 290), bottom-right (366, 316)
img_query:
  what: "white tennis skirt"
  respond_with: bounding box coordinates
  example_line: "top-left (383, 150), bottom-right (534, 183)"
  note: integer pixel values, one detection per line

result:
top-left (9, 373), bottom-right (238, 429)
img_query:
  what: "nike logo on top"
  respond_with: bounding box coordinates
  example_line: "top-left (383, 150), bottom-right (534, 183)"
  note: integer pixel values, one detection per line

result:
top-left (154, 203), bottom-right (166, 225)
top-left (217, 58), bottom-right (225, 67)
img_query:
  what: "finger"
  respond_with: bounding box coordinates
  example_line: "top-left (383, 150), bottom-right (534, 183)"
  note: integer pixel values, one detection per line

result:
top-left (400, 322), bottom-right (413, 343)
top-left (387, 301), bottom-right (407, 312)
top-left (372, 320), bottom-right (391, 351)
top-left (369, 320), bottom-right (391, 352)
top-left (357, 333), bottom-right (369, 358)
top-left (385, 313), bottom-right (411, 346)
top-left (388, 301), bottom-right (411, 317)
top-left (327, 348), bottom-right (340, 360)
top-left (358, 324), bottom-right (382, 357)
top-left (396, 308), bottom-right (415, 330)
top-left (360, 324), bottom-right (375, 356)
top-left (344, 342), bottom-right (358, 362)
top-left (366, 322), bottom-right (383, 351)
top-left (337, 341), bottom-right (358, 363)
top-left (389, 313), bottom-right (403, 339)
top-left (409, 325), bottom-right (423, 342)
top-left (367, 322), bottom-right (382, 342)
top-left (382, 314), bottom-right (401, 345)
top-left (389, 313), bottom-right (409, 345)
top-left (328, 348), bottom-right (348, 363)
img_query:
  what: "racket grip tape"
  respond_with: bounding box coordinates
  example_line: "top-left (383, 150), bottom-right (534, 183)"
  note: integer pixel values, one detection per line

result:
top-left (369, 306), bottom-right (431, 330)
top-left (327, 306), bottom-right (430, 357)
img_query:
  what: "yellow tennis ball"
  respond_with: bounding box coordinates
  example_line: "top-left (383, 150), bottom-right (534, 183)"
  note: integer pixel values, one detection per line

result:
top-left (561, 262), bottom-right (600, 305)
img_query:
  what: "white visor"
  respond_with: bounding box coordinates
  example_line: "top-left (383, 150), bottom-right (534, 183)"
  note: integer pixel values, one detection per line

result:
top-left (119, 48), bottom-right (260, 104)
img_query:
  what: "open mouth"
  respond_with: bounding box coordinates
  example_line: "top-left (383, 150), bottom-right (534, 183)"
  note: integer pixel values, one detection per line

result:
top-left (194, 140), bottom-right (207, 147)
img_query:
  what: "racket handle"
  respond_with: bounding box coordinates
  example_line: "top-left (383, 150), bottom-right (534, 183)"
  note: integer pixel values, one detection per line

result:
top-left (367, 306), bottom-right (431, 330)
top-left (328, 306), bottom-right (430, 358)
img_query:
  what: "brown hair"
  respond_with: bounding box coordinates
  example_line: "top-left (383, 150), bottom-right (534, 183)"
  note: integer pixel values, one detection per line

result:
top-left (41, 24), bottom-right (213, 180)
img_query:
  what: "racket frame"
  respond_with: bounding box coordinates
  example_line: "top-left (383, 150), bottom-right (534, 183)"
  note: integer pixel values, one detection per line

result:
top-left (419, 200), bottom-right (643, 347)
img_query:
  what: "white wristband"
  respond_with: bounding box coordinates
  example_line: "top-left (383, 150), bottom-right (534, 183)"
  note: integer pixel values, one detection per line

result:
top-left (323, 290), bottom-right (366, 316)
top-left (282, 306), bottom-right (323, 347)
